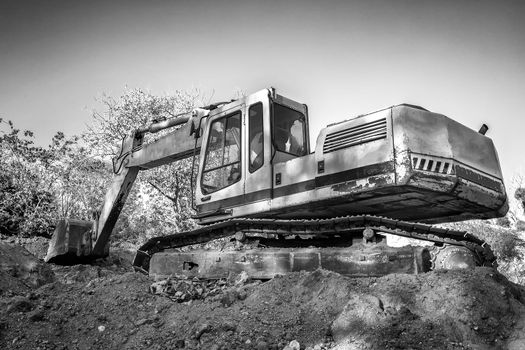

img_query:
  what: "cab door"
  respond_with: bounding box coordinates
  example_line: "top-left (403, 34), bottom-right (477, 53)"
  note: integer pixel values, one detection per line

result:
top-left (195, 103), bottom-right (246, 217)
top-left (242, 91), bottom-right (273, 210)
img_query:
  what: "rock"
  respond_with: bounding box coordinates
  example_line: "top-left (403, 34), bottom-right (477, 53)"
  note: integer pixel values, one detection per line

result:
top-left (220, 321), bottom-right (236, 332)
top-left (256, 340), bottom-right (269, 350)
top-left (235, 271), bottom-right (251, 286)
top-left (235, 231), bottom-right (246, 242)
top-left (98, 325), bottom-right (105, 332)
top-left (7, 296), bottom-right (34, 313)
top-left (284, 340), bottom-right (300, 350)
top-left (331, 294), bottom-right (385, 342)
top-left (25, 291), bottom-right (38, 300)
top-left (194, 323), bottom-right (210, 339)
top-left (149, 280), bottom-right (168, 294)
top-left (220, 291), bottom-right (238, 307)
top-left (28, 308), bottom-right (45, 322)
top-left (134, 318), bottom-right (152, 326)
top-left (237, 289), bottom-right (248, 300)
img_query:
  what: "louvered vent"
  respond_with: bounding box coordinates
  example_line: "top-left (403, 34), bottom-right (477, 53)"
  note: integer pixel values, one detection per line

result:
top-left (323, 118), bottom-right (387, 154)
top-left (411, 155), bottom-right (454, 175)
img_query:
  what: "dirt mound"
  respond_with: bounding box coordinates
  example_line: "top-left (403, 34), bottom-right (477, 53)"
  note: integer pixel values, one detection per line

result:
top-left (0, 242), bottom-right (54, 296)
top-left (1, 244), bottom-right (525, 349)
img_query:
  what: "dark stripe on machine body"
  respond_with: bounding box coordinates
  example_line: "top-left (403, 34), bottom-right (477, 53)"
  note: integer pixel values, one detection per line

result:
top-left (196, 161), bottom-right (395, 215)
top-left (195, 189), bottom-right (272, 215)
top-left (455, 165), bottom-right (501, 192)
top-left (315, 161), bottom-right (394, 188)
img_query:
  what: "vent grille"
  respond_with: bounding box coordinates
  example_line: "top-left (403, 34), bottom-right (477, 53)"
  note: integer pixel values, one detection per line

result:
top-left (411, 155), bottom-right (454, 174)
top-left (323, 118), bottom-right (387, 154)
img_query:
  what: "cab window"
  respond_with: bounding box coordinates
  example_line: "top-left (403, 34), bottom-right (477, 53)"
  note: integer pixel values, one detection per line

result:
top-left (272, 104), bottom-right (307, 157)
top-left (249, 103), bottom-right (264, 172)
top-left (201, 112), bottom-right (241, 194)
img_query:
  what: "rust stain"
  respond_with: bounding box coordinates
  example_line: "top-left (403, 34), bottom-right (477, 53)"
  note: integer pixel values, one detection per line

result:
top-left (331, 174), bottom-right (391, 193)
top-left (331, 180), bottom-right (359, 192)
top-left (368, 175), bottom-right (389, 186)
top-left (408, 173), bottom-right (455, 192)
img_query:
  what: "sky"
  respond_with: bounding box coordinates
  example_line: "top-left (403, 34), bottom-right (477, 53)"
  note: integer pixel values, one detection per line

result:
top-left (1, 0), bottom-right (524, 188)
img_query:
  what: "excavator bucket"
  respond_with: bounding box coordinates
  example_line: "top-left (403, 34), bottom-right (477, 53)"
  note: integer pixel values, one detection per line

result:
top-left (45, 219), bottom-right (107, 264)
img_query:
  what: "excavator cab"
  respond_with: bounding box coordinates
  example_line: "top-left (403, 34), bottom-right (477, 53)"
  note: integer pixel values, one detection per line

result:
top-left (194, 89), bottom-right (311, 222)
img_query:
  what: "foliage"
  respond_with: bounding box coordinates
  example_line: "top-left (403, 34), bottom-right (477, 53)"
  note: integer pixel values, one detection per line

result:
top-left (447, 220), bottom-right (523, 261)
top-left (0, 87), bottom-right (206, 244)
top-left (47, 134), bottom-right (111, 221)
top-left (84, 88), bottom-right (204, 244)
top-left (85, 88), bottom-right (201, 157)
top-left (0, 120), bottom-right (108, 237)
top-left (495, 216), bottom-right (511, 228)
top-left (515, 187), bottom-right (525, 214)
top-left (0, 121), bottom-right (51, 236)
top-left (444, 219), bottom-right (525, 284)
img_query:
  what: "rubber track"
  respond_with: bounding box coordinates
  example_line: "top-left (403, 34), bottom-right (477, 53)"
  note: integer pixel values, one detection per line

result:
top-left (132, 215), bottom-right (496, 273)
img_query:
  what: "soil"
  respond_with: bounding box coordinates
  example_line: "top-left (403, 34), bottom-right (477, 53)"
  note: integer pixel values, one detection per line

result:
top-left (1, 240), bottom-right (525, 350)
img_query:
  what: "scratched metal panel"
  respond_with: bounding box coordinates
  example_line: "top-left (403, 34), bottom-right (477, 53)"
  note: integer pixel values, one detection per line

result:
top-left (128, 119), bottom-right (201, 169)
top-left (315, 108), bottom-right (394, 181)
top-left (149, 246), bottom-right (429, 280)
top-left (392, 105), bottom-right (503, 179)
top-left (272, 153), bottom-right (316, 189)
top-left (391, 105), bottom-right (507, 218)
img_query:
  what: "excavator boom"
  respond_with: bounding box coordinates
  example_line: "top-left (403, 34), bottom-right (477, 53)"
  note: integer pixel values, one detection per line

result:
top-left (45, 109), bottom-right (207, 263)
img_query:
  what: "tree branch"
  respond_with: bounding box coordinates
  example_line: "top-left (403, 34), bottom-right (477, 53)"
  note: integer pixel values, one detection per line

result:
top-left (147, 181), bottom-right (177, 203)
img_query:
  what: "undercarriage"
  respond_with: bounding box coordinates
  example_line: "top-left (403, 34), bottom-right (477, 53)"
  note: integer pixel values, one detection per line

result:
top-left (133, 215), bottom-right (495, 279)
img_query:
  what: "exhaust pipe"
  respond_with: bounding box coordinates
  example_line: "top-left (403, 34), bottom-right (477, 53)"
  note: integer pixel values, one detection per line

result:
top-left (478, 124), bottom-right (489, 135)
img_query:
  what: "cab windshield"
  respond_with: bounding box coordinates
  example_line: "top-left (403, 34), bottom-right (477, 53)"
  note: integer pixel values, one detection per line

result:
top-left (201, 112), bottom-right (241, 194)
top-left (272, 104), bottom-right (307, 157)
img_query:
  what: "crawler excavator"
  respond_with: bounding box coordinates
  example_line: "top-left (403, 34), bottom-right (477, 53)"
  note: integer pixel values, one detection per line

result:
top-left (45, 88), bottom-right (508, 279)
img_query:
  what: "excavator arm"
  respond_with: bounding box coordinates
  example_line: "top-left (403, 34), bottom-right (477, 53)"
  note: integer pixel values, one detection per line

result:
top-left (45, 109), bottom-right (208, 263)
